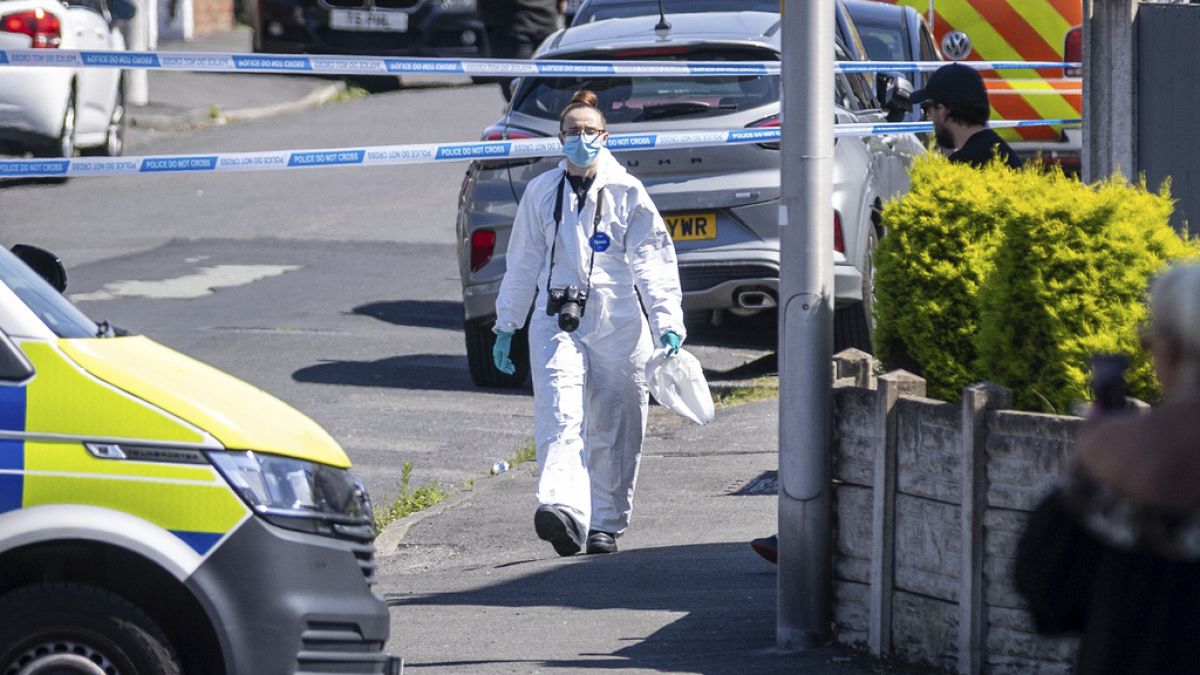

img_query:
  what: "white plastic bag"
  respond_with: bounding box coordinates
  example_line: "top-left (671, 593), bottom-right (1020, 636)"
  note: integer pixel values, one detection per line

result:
top-left (645, 347), bottom-right (715, 425)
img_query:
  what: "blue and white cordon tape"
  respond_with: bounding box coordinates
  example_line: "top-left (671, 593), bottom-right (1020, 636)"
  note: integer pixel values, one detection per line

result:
top-left (0, 119), bottom-right (1079, 179)
top-left (0, 49), bottom-right (1079, 77)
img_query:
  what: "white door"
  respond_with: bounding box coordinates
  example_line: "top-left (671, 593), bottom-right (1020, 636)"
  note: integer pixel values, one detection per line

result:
top-left (66, 0), bottom-right (121, 140)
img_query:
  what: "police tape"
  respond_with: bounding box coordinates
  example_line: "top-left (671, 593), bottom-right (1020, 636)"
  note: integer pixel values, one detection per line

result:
top-left (0, 48), bottom-right (1080, 78)
top-left (0, 119), bottom-right (1080, 179)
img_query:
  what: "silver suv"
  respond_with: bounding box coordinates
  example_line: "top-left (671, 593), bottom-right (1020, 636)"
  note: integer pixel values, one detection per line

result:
top-left (456, 8), bottom-right (923, 387)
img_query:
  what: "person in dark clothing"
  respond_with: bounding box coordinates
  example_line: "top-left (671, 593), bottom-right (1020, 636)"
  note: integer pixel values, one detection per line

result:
top-left (911, 62), bottom-right (1021, 169)
top-left (1015, 261), bottom-right (1200, 674)
top-left (478, 0), bottom-right (565, 101)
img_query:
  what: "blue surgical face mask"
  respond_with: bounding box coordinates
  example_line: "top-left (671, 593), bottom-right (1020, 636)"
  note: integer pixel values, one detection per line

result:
top-left (562, 131), bottom-right (604, 168)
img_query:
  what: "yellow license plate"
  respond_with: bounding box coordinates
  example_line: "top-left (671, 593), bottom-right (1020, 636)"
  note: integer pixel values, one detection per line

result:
top-left (664, 212), bottom-right (717, 241)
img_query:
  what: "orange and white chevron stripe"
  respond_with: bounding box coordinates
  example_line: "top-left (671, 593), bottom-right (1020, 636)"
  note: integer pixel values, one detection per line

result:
top-left (887, 0), bottom-right (1082, 141)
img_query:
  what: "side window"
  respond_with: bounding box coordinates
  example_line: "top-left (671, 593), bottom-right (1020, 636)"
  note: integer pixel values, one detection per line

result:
top-left (835, 74), bottom-right (855, 110)
top-left (846, 72), bottom-right (876, 111)
top-left (919, 25), bottom-right (940, 61)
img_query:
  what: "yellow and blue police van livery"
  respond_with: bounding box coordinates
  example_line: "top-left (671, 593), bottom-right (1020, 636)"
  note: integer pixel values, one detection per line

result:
top-left (0, 245), bottom-right (399, 674)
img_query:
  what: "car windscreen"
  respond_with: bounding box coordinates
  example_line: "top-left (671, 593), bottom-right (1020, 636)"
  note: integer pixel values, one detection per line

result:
top-left (513, 48), bottom-right (780, 124)
top-left (852, 18), bottom-right (916, 85)
top-left (853, 19), bottom-right (912, 62)
top-left (574, 0), bottom-right (780, 24)
top-left (0, 248), bottom-right (98, 339)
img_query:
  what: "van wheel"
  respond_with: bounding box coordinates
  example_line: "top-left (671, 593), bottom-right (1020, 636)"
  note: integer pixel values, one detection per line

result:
top-left (834, 227), bottom-right (877, 353)
top-left (0, 583), bottom-right (182, 675)
top-left (465, 317), bottom-right (529, 388)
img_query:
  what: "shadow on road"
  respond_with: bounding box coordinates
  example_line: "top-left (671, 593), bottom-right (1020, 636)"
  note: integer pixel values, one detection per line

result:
top-left (293, 353), bottom-right (527, 396)
top-left (386, 542), bottom-right (906, 674)
top-left (684, 310), bottom-right (777, 352)
top-left (353, 300), bottom-right (463, 331)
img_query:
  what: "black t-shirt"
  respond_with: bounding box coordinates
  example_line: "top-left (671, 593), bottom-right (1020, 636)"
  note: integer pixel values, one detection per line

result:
top-left (950, 129), bottom-right (1022, 169)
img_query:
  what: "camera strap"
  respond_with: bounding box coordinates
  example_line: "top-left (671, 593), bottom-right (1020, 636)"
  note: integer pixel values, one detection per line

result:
top-left (545, 171), bottom-right (605, 298)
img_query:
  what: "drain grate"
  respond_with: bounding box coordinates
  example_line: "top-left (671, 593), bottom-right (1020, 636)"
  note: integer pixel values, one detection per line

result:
top-left (724, 471), bottom-right (777, 495)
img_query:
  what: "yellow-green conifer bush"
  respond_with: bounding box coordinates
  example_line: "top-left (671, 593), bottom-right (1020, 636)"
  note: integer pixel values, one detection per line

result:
top-left (874, 153), bottom-right (1015, 401)
top-left (877, 153), bottom-right (1196, 411)
top-left (975, 173), bottom-right (1192, 412)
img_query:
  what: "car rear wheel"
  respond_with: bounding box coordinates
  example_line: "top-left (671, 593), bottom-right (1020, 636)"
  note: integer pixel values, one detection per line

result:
top-left (465, 317), bottom-right (529, 388)
top-left (0, 583), bottom-right (183, 675)
top-left (834, 227), bottom-right (877, 353)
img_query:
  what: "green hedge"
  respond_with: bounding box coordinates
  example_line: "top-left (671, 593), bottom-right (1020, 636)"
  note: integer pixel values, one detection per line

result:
top-left (876, 154), bottom-right (1195, 411)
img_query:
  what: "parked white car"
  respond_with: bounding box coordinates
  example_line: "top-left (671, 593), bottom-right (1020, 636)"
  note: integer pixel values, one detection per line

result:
top-left (0, 0), bottom-right (133, 158)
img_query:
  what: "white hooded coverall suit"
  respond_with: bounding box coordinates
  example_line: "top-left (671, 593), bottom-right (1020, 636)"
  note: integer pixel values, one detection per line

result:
top-left (494, 148), bottom-right (685, 537)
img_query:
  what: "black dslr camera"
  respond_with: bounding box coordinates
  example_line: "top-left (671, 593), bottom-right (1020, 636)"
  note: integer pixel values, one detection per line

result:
top-left (546, 285), bottom-right (589, 332)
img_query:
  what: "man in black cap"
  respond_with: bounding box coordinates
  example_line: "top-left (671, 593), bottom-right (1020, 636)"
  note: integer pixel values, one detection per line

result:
top-left (912, 62), bottom-right (1021, 169)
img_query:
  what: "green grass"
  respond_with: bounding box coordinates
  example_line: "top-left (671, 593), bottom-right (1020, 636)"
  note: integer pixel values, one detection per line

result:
top-left (713, 377), bottom-right (779, 408)
top-left (506, 440), bottom-right (537, 468)
top-left (373, 461), bottom-right (449, 532)
top-left (329, 85), bottom-right (370, 104)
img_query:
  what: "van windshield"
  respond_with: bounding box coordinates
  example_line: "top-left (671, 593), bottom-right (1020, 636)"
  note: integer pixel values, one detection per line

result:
top-left (0, 248), bottom-right (99, 339)
top-left (513, 48), bottom-right (780, 124)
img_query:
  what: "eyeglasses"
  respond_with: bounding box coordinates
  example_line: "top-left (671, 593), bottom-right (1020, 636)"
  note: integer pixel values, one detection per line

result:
top-left (920, 101), bottom-right (937, 119)
top-left (561, 127), bottom-right (606, 141)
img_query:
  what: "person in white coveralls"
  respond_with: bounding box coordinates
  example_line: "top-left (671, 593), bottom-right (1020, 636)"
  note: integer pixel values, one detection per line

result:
top-left (492, 89), bottom-right (686, 556)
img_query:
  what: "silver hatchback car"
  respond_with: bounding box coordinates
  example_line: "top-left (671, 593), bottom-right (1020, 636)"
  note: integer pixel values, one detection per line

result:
top-left (456, 9), bottom-right (922, 387)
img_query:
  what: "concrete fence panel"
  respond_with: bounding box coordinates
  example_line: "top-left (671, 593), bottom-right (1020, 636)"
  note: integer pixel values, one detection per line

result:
top-left (827, 359), bottom-right (1080, 674)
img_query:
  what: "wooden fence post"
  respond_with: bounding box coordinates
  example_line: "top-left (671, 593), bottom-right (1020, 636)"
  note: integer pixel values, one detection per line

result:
top-left (958, 383), bottom-right (1012, 675)
top-left (869, 370), bottom-right (926, 656)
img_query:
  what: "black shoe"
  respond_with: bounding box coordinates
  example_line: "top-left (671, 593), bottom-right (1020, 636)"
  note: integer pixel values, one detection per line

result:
top-left (751, 534), bottom-right (778, 564)
top-left (586, 530), bottom-right (617, 554)
top-left (534, 505), bottom-right (583, 557)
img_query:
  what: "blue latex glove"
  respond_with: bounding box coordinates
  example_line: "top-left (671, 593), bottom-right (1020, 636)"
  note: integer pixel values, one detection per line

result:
top-left (493, 330), bottom-right (516, 375)
top-left (660, 330), bottom-right (683, 356)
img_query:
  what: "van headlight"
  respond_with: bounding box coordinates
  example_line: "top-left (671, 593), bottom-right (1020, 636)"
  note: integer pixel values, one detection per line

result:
top-left (209, 451), bottom-right (374, 538)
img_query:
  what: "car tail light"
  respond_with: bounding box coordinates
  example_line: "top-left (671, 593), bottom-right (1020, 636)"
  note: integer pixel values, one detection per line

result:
top-left (1063, 26), bottom-right (1082, 77)
top-left (470, 229), bottom-right (497, 272)
top-left (747, 115), bottom-right (781, 150)
top-left (833, 210), bottom-right (845, 254)
top-left (2, 8), bottom-right (62, 48)
top-left (481, 124), bottom-right (543, 141)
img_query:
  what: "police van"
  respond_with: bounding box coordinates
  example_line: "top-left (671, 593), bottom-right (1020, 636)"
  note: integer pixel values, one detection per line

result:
top-left (0, 245), bottom-right (399, 674)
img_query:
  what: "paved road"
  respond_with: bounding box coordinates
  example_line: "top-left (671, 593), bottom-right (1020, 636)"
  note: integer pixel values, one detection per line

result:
top-left (0, 83), bottom-right (774, 505)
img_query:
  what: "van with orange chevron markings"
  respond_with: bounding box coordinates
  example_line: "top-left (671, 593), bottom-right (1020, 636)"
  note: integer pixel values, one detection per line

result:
top-left (885, 0), bottom-right (1082, 170)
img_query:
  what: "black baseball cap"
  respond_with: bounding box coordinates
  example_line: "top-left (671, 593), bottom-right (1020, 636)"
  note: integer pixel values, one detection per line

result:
top-left (911, 62), bottom-right (988, 106)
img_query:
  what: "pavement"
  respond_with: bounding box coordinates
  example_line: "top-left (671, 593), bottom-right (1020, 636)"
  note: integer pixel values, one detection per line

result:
top-left (376, 398), bottom-right (919, 675)
top-left (128, 27), bottom-right (342, 131)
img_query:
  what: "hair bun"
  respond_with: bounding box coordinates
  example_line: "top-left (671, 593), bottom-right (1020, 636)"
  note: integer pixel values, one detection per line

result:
top-left (571, 90), bottom-right (599, 108)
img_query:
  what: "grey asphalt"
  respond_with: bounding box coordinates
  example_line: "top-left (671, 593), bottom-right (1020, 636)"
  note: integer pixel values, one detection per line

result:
top-left (379, 398), bottom-right (920, 674)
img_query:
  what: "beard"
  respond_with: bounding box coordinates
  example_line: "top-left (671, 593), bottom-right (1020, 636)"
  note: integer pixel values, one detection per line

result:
top-left (934, 124), bottom-right (956, 150)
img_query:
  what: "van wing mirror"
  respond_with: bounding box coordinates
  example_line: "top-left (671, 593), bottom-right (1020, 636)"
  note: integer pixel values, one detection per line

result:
top-left (11, 244), bottom-right (67, 293)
